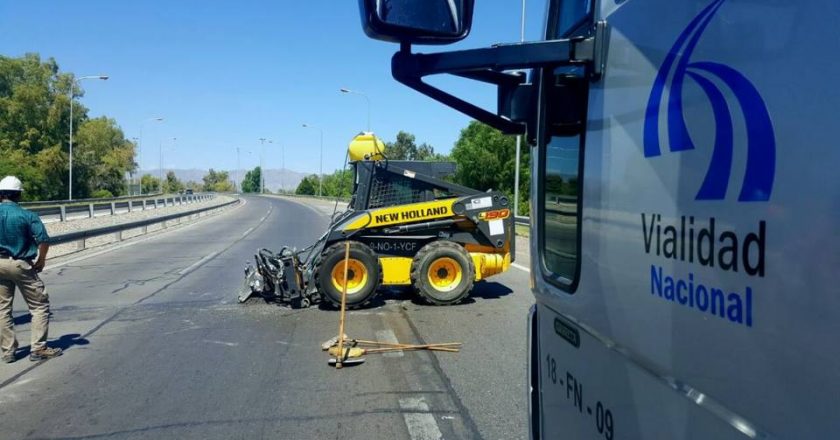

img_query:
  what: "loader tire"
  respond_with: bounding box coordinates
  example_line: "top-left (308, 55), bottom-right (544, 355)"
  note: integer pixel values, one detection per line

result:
top-left (411, 241), bottom-right (475, 306)
top-left (314, 241), bottom-right (381, 309)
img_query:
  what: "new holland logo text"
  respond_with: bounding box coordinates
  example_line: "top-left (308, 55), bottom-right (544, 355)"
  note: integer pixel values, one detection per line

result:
top-left (643, 0), bottom-right (775, 202)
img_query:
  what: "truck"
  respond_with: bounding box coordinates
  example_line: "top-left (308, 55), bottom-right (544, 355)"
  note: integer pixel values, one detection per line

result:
top-left (356, 0), bottom-right (839, 438)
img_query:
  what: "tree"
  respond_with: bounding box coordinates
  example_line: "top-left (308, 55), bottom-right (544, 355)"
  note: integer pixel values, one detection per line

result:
top-left (163, 171), bottom-right (184, 194)
top-left (295, 175), bottom-right (318, 195)
top-left (74, 117), bottom-right (135, 197)
top-left (321, 169), bottom-right (353, 198)
top-left (241, 166), bottom-right (261, 193)
top-left (141, 174), bottom-right (160, 194)
top-left (0, 54), bottom-right (135, 200)
top-left (451, 121), bottom-right (530, 215)
top-left (202, 169), bottom-right (233, 192)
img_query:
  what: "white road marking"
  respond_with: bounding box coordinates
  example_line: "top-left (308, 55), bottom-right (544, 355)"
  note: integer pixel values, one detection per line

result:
top-left (203, 340), bottom-right (238, 347)
top-left (399, 397), bottom-right (444, 440)
top-left (178, 251), bottom-right (218, 276)
top-left (241, 226), bottom-right (255, 237)
top-left (376, 329), bottom-right (403, 358)
top-left (511, 262), bottom-right (530, 273)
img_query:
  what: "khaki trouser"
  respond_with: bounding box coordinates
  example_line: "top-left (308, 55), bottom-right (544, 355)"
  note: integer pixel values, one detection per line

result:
top-left (0, 258), bottom-right (50, 356)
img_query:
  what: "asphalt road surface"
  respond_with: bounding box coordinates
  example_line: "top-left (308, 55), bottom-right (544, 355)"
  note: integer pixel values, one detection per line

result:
top-left (0, 196), bottom-right (534, 440)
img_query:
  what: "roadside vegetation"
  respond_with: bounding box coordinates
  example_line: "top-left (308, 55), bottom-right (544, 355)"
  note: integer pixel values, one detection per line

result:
top-left (283, 123), bottom-right (531, 215)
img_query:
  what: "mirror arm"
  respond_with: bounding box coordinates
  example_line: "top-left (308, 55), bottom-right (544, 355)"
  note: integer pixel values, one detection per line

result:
top-left (390, 33), bottom-right (601, 134)
top-left (394, 71), bottom-right (526, 134)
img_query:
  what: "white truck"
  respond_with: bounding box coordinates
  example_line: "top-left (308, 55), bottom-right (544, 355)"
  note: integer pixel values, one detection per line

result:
top-left (357, 0), bottom-right (838, 438)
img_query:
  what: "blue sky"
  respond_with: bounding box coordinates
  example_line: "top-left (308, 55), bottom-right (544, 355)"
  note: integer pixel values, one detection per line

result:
top-left (0, 1), bottom-right (546, 174)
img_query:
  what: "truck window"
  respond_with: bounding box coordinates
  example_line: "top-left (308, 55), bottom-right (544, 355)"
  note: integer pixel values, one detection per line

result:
top-left (540, 133), bottom-right (581, 288)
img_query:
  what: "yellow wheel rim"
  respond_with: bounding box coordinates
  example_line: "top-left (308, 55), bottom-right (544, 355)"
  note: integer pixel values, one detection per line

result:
top-left (331, 258), bottom-right (369, 295)
top-left (427, 257), bottom-right (463, 292)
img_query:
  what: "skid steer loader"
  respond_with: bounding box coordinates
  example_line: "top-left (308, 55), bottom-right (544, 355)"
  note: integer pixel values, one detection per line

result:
top-left (239, 133), bottom-right (514, 309)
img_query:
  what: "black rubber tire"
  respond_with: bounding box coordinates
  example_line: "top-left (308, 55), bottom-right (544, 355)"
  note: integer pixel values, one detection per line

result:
top-left (411, 241), bottom-right (475, 306)
top-left (314, 241), bottom-right (381, 309)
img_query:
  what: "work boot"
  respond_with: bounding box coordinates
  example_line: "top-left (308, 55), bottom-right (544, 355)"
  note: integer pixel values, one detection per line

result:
top-left (2, 352), bottom-right (14, 363)
top-left (29, 347), bottom-right (62, 362)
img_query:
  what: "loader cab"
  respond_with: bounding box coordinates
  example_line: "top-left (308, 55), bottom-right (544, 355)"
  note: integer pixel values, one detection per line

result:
top-left (358, 0), bottom-right (840, 439)
top-left (346, 132), bottom-right (478, 212)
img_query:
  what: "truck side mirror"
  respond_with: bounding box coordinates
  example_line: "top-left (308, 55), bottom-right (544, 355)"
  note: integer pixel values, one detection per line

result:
top-left (358, 0), bottom-right (474, 45)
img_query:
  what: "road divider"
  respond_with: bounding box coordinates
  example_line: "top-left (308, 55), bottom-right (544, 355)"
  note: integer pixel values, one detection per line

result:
top-left (48, 198), bottom-right (240, 255)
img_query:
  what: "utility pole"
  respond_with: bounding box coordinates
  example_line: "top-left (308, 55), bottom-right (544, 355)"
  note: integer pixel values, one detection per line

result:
top-left (138, 117), bottom-right (164, 195)
top-left (258, 138), bottom-right (272, 194)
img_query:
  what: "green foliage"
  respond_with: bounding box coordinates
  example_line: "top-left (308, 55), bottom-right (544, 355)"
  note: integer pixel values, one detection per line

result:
top-left (384, 131), bottom-right (440, 161)
top-left (241, 166), bottom-right (261, 193)
top-left (202, 169), bottom-right (233, 192)
top-left (162, 171), bottom-right (184, 194)
top-left (451, 121), bottom-right (530, 215)
top-left (141, 174), bottom-right (160, 194)
top-left (295, 174), bottom-right (318, 196)
top-left (0, 54), bottom-right (136, 201)
top-left (91, 189), bottom-right (113, 199)
top-left (321, 169), bottom-right (353, 198)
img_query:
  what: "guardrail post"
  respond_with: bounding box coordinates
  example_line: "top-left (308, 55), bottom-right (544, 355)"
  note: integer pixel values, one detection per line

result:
top-left (88, 203), bottom-right (95, 218)
top-left (110, 202), bottom-right (116, 215)
top-left (77, 239), bottom-right (86, 251)
top-left (115, 230), bottom-right (123, 242)
top-left (154, 199), bottom-right (159, 209)
top-left (60, 206), bottom-right (66, 222)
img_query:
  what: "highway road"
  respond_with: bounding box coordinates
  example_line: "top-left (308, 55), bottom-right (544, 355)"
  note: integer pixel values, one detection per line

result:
top-left (0, 195), bottom-right (534, 440)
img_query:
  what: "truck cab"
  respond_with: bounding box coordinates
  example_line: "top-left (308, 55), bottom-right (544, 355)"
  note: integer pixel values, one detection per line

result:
top-left (358, 0), bottom-right (840, 438)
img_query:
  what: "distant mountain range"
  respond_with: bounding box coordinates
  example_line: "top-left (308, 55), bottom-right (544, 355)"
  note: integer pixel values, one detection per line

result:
top-left (139, 168), bottom-right (309, 192)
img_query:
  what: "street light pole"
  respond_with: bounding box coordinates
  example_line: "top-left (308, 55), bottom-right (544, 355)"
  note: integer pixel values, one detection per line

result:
top-left (302, 124), bottom-right (324, 197)
top-left (258, 138), bottom-right (272, 194)
top-left (138, 117), bottom-right (164, 195)
top-left (339, 88), bottom-right (371, 132)
top-left (68, 75), bottom-right (108, 200)
top-left (159, 137), bottom-right (176, 193)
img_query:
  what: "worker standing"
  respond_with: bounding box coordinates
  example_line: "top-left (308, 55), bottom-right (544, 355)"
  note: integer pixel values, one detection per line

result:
top-left (0, 176), bottom-right (61, 363)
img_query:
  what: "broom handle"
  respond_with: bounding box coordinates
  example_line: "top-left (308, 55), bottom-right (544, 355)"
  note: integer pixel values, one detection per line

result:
top-left (365, 346), bottom-right (461, 353)
top-left (335, 241), bottom-right (351, 368)
top-left (349, 339), bottom-right (461, 348)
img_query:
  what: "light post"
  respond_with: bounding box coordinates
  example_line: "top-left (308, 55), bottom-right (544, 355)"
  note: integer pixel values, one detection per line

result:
top-left (235, 148), bottom-right (254, 192)
top-left (302, 124), bottom-right (324, 197)
top-left (138, 117), bottom-right (164, 194)
top-left (339, 88), bottom-right (371, 132)
top-left (159, 137), bottom-right (176, 193)
top-left (130, 137), bottom-right (140, 195)
top-left (258, 138), bottom-right (272, 194)
top-left (513, 0), bottom-right (526, 218)
top-left (68, 75), bottom-right (108, 200)
top-left (281, 143), bottom-right (285, 194)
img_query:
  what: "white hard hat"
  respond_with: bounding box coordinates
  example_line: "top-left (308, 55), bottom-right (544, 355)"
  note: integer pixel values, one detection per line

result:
top-left (0, 176), bottom-right (23, 192)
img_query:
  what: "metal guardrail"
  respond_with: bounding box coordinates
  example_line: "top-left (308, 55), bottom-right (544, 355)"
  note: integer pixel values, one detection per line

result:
top-left (31, 194), bottom-right (215, 223)
top-left (515, 215), bottom-right (529, 226)
top-left (21, 193), bottom-right (167, 208)
top-left (49, 198), bottom-right (240, 249)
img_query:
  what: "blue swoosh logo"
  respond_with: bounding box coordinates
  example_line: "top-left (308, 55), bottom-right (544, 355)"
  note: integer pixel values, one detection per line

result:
top-left (643, 0), bottom-right (775, 202)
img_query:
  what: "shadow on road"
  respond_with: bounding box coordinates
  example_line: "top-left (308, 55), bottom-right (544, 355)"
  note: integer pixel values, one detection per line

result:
top-left (16, 333), bottom-right (91, 357)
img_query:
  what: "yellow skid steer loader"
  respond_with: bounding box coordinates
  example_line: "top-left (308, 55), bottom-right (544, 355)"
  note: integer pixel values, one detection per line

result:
top-left (239, 133), bottom-right (514, 309)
